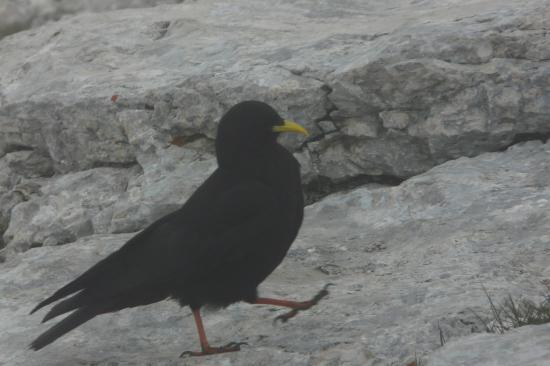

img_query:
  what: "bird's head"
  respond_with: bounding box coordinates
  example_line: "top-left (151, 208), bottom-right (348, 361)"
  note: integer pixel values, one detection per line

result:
top-left (215, 101), bottom-right (308, 168)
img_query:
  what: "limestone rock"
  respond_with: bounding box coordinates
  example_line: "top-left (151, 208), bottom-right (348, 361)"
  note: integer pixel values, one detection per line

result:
top-left (1, 0), bottom-right (548, 183)
top-left (1, 145), bottom-right (217, 253)
top-left (1, 151), bottom-right (54, 179)
top-left (3, 167), bottom-right (135, 253)
top-left (0, 151), bottom-right (51, 250)
top-left (425, 324), bottom-right (550, 366)
top-left (0, 0), bottom-right (184, 39)
top-left (110, 146), bottom-right (216, 233)
top-left (1, 140), bottom-right (549, 365)
top-left (2, 0), bottom-right (550, 249)
top-left (1, 0), bottom-right (550, 363)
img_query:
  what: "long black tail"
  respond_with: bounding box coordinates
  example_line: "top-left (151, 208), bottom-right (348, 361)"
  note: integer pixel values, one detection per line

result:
top-left (29, 308), bottom-right (96, 351)
top-left (42, 291), bottom-right (88, 322)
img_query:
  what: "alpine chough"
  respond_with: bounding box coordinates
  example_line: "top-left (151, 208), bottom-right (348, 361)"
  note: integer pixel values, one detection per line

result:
top-left (29, 101), bottom-right (330, 356)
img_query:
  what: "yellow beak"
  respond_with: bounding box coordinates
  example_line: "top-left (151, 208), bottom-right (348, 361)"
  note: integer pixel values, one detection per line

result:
top-left (272, 120), bottom-right (309, 136)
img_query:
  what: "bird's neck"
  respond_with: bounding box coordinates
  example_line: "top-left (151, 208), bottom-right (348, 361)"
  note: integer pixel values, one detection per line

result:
top-left (216, 143), bottom-right (275, 179)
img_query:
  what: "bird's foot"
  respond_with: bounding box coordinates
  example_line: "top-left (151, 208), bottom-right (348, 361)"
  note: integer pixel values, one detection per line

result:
top-left (180, 342), bottom-right (247, 357)
top-left (274, 283), bottom-right (333, 323)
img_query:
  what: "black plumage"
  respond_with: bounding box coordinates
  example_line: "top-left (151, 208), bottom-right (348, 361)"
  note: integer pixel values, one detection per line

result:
top-left (29, 101), bottom-right (329, 356)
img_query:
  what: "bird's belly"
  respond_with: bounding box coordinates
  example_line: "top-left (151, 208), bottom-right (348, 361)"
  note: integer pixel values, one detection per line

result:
top-left (179, 236), bottom-right (293, 308)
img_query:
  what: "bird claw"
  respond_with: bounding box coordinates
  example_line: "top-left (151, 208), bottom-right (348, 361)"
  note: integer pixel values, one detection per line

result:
top-left (311, 283), bottom-right (333, 304)
top-left (180, 341), bottom-right (247, 357)
top-left (273, 283), bottom-right (333, 324)
top-left (225, 341), bottom-right (248, 348)
top-left (274, 309), bottom-right (298, 324)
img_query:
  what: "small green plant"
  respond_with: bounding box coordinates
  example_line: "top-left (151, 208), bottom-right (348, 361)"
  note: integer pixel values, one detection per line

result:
top-left (469, 286), bottom-right (550, 334)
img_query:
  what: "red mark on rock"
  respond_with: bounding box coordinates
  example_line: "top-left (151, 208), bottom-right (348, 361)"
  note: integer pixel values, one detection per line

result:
top-left (111, 95), bottom-right (119, 103)
top-left (170, 136), bottom-right (186, 147)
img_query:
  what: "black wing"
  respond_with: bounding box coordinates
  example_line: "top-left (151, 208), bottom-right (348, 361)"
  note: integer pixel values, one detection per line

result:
top-left (29, 176), bottom-right (278, 350)
top-left (31, 177), bottom-right (278, 320)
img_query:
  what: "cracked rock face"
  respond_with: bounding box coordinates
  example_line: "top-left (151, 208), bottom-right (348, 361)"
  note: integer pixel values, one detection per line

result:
top-left (1, 141), bottom-right (549, 365)
top-left (1, 0), bottom-right (550, 364)
top-left (425, 324), bottom-right (550, 366)
top-left (1, 0), bottom-right (549, 180)
top-left (0, 0), bottom-right (185, 39)
top-left (3, 167), bottom-right (135, 253)
top-left (2, 0), bottom-right (549, 251)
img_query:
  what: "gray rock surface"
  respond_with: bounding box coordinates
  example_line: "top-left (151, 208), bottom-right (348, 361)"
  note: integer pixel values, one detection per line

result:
top-left (109, 146), bottom-right (216, 233)
top-left (2, 0), bottom-right (549, 251)
top-left (0, 0), bottom-right (185, 39)
top-left (425, 324), bottom-right (550, 366)
top-left (1, 140), bottom-right (549, 365)
top-left (1, 0), bottom-right (550, 364)
top-left (1, 146), bottom-right (216, 253)
top-left (1, 0), bottom-right (549, 178)
top-left (3, 167), bottom-right (135, 253)
top-left (0, 150), bottom-right (52, 250)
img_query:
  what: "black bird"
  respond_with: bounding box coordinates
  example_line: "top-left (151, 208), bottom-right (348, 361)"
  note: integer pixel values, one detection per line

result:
top-left (29, 101), bottom-right (330, 356)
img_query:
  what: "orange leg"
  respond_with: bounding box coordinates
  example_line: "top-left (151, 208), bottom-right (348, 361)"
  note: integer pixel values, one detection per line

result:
top-left (180, 309), bottom-right (246, 357)
top-left (252, 284), bottom-right (332, 323)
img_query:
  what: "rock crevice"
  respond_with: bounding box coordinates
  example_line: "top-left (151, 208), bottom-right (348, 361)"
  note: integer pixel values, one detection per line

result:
top-left (1, 1), bottom-right (550, 364)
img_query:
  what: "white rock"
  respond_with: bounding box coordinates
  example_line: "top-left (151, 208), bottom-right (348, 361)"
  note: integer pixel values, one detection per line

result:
top-left (1, 0), bottom-right (548, 181)
top-left (3, 167), bottom-right (134, 252)
top-left (0, 0), bottom-right (184, 39)
top-left (425, 324), bottom-right (550, 366)
top-left (1, 140), bottom-right (549, 365)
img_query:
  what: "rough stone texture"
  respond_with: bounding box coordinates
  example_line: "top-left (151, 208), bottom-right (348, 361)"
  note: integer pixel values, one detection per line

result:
top-left (1, 0), bottom-right (549, 179)
top-left (425, 324), bottom-right (550, 366)
top-left (3, 167), bottom-right (135, 253)
top-left (1, 146), bottom-right (216, 254)
top-left (109, 146), bottom-right (216, 233)
top-left (1, 141), bottom-right (549, 365)
top-left (1, 0), bottom-right (550, 363)
top-left (0, 0), bottom-right (185, 39)
top-left (0, 150), bottom-right (53, 250)
top-left (2, 0), bottom-right (550, 251)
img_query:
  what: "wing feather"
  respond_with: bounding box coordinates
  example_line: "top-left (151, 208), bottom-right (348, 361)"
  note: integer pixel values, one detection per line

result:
top-left (32, 177), bottom-right (277, 316)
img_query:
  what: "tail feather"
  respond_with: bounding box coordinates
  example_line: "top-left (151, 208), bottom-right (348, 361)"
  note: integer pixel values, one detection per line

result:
top-left (42, 291), bottom-right (88, 323)
top-left (30, 253), bottom-right (120, 315)
top-left (29, 308), bottom-right (96, 351)
top-left (30, 283), bottom-right (85, 315)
